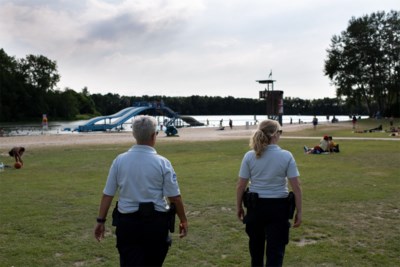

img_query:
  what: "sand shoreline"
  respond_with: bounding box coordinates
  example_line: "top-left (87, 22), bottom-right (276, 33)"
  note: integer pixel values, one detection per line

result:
top-left (1, 121), bottom-right (396, 150)
top-left (0, 123), bottom-right (314, 149)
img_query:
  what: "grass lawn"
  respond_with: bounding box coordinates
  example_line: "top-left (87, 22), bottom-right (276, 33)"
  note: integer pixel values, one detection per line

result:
top-left (0, 120), bottom-right (399, 266)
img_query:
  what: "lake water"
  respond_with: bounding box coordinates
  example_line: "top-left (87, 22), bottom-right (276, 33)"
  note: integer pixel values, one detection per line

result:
top-left (1, 114), bottom-right (368, 136)
top-left (183, 115), bottom-right (363, 127)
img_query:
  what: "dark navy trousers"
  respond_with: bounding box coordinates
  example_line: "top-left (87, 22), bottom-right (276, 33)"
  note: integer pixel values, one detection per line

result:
top-left (115, 211), bottom-right (170, 267)
top-left (245, 198), bottom-right (290, 267)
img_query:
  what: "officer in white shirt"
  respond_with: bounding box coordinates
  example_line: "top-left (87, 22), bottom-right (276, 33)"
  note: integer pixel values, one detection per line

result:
top-left (236, 119), bottom-right (302, 267)
top-left (94, 115), bottom-right (188, 267)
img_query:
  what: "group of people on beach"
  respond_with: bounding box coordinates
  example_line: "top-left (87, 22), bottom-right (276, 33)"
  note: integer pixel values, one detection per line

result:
top-left (304, 135), bottom-right (340, 154)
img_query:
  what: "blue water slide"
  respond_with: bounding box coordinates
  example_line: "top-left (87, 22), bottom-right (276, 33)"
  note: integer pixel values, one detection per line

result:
top-left (106, 106), bottom-right (151, 129)
top-left (76, 103), bottom-right (185, 132)
top-left (77, 106), bottom-right (152, 132)
top-left (81, 107), bottom-right (136, 127)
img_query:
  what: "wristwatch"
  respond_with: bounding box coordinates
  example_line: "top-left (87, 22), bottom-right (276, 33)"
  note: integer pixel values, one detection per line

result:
top-left (96, 217), bottom-right (106, 223)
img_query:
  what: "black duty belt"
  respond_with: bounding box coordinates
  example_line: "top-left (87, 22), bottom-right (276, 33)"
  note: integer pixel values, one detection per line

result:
top-left (118, 210), bottom-right (168, 218)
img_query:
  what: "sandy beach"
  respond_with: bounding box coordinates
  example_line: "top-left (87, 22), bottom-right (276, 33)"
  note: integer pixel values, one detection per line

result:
top-left (2, 121), bottom-right (397, 150)
top-left (0, 123), bottom-right (315, 149)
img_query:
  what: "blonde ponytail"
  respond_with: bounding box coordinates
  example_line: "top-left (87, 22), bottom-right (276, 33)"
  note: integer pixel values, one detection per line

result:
top-left (249, 120), bottom-right (280, 158)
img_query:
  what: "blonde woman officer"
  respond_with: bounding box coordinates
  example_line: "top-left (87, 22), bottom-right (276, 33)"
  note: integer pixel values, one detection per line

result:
top-left (236, 119), bottom-right (302, 267)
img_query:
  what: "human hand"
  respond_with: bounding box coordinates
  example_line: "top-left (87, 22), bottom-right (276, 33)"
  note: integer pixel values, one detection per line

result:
top-left (237, 207), bottom-right (245, 222)
top-left (179, 221), bottom-right (188, 238)
top-left (94, 223), bottom-right (105, 242)
top-left (293, 212), bottom-right (302, 228)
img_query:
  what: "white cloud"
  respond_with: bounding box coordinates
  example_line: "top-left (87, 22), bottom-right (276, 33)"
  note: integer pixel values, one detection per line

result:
top-left (0, 0), bottom-right (398, 99)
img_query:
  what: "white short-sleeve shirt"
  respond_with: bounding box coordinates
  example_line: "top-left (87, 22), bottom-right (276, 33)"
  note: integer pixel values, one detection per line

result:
top-left (239, 144), bottom-right (300, 198)
top-left (103, 145), bottom-right (181, 213)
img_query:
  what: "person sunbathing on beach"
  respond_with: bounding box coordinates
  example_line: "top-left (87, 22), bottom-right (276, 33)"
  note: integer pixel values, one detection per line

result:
top-left (387, 126), bottom-right (399, 136)
top-left (367, 125), bottom-right (383, 132)
top-left (304, 135), bottom-right (330, 154)
top-left (354, 125), bottom-right (383, 133)
top-left (328, 136), bottom-right (340, 152)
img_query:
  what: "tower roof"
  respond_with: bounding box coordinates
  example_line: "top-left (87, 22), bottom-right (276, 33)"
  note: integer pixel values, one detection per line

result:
top-left (255, 79), bottom-right (276, 84)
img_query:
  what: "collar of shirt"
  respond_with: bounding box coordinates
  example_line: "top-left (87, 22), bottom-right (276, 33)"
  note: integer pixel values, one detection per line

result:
top-left (266, 144), bottom-right (280, 150)
top-left (129, 145), bottom-right (157, 154)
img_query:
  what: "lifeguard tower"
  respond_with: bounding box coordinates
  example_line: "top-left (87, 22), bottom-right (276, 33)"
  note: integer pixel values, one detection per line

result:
top-left (256, 73), bottom-right (284, 125)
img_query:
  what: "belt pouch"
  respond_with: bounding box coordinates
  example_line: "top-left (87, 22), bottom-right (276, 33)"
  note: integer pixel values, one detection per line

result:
top-left (168, 203), bottom-right (176, 233)
top-left (112, 201), bottom-right (119, 226)
top-left (244, 190), bottom-right (259, 209)
top-left (287, 192), bottom-right (296, 219)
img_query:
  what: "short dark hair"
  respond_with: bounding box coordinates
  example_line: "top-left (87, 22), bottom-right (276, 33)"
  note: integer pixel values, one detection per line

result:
top-left (8, 147), bottom-right (25, 156)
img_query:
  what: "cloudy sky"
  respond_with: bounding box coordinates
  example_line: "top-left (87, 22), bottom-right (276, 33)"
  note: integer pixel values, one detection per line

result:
top-left (1, 0), bottom-right (398, 99)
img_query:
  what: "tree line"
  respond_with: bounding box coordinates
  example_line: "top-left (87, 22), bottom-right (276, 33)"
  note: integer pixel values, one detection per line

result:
top-left (0, 46), bottom-right (360, 122)
top-left (1, 10), bottom-right (398, 122)
top-left (0, 47), bottom-right (378, 123)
